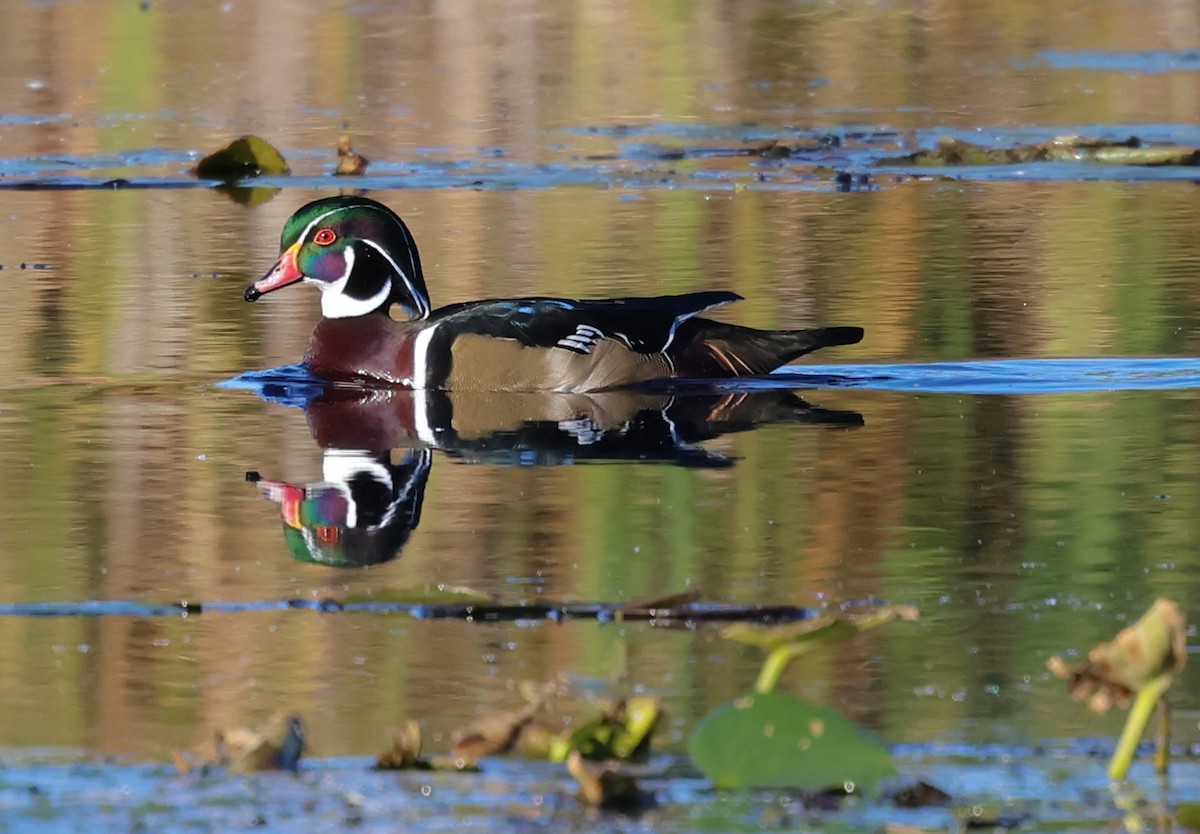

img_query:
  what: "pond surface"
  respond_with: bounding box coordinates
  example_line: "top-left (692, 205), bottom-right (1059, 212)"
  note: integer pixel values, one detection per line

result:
top-left (4, 0), bottom-right (1200, 830)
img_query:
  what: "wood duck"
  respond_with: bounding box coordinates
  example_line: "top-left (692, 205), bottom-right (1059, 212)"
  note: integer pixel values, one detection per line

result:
top-left (245, 196), bottom-right (864, 392)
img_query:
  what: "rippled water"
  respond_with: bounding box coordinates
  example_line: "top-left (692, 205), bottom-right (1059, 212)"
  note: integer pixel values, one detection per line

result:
top-left (5, 0), bottom-right (1200, 830)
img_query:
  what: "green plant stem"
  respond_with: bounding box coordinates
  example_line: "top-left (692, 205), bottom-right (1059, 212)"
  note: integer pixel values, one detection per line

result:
top-left (754, 644), bottom-right (814, 694)
top-left (1109, 675), bottom-right (1171, 781)
top-left (1154, 698), bottom-right (1169, 776)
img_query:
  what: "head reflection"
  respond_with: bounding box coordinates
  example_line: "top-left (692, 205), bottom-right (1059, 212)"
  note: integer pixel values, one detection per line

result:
top-left (248, 448), bottom-right (430, 568)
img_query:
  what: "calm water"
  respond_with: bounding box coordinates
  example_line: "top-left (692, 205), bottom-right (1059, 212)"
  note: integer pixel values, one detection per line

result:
top-left (4, 0), bottom-right (1200, 829)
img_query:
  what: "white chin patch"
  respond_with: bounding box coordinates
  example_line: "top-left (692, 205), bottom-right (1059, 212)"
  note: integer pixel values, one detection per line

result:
top-left (316, 249), bottom-right (393, 318)
top-left (320, 281), bottom-right (391, 318)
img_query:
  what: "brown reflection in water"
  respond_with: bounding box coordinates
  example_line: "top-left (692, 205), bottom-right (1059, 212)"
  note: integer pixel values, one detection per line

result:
top-left (5, 0), bottom-right (1200, 759)
top-left (5, 1), bottom-right (1200, 151)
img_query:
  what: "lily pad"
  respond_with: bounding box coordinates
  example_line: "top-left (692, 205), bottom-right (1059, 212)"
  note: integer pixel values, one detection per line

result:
top-left (687, 692), bottom-right (894, 790)
top-left (195, 135), bottom-right (290, 180)
top-left (722, 604), bottom-right (918, 652)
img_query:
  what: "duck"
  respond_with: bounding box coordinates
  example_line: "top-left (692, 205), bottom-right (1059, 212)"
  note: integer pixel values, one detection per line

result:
top-left (244, 196), bottom-right (863, 392)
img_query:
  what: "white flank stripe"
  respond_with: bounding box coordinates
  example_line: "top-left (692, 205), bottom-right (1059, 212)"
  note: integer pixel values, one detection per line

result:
top-left (412, 324), bottom-right (436, 390)
top-left (414, 389), bottom-right (437, 446)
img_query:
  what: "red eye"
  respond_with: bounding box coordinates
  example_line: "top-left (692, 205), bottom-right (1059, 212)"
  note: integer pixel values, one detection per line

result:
top-left (313, 228), bottom-right (336, 245)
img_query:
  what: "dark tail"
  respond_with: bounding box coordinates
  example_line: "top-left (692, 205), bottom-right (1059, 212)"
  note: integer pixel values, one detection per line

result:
top-left (670, 322), bottom-right (863, 377)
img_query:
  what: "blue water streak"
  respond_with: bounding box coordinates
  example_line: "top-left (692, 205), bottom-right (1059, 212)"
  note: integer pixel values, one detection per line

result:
top-left (774, 357), bottom-right (1200, 394)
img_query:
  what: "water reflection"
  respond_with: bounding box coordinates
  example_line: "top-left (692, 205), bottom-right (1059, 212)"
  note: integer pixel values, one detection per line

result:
top-left (243, 384), bottom-right (862, 567)
top-left (248, 449), bottom-right (431, 568)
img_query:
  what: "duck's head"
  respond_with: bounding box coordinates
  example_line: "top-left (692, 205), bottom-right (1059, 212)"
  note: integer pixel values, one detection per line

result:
top-left (245, 196), bottom-right (431, 320)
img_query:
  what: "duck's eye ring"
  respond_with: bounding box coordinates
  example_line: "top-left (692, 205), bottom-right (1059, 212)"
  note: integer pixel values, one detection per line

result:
top-left (313, 228), bottom-right (337, 246)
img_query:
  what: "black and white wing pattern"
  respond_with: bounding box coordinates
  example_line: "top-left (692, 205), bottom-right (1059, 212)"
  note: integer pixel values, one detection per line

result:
top-left (432, 291), bottom-right (742, 355)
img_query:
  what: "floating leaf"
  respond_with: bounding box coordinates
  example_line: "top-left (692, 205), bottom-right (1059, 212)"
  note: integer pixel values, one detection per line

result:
top-left (723, 604), bottom-right (919, 651)
top-left (195, 135), bottom-right (290, 180)
top-left (451, 703), bottom-right (540, 762)
top-left (212, 712), bottom-right (305, 773)
top-left (687, 692), bottom-right (894, 790)
top-left (723, 604), bottom-right (918, 694)
top-left (375, 722), bottom-right (479, 772)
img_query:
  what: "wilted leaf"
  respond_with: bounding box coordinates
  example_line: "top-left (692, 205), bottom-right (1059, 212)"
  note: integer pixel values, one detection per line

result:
top-left (1047, 598), bottom-right (1186, 713)
top-left (195, 135), bottom-right (290, 180)
top-left (335, 135), bottom-right (369, 176)
top-left (551, 696), bottom-right (660, 762)
top-left (452, 700), bottom-right (543, 762)
top-left (376, 721), bottom-right (424, 770)
top-left (687, 692), bottom-right (894, 790)
top-left (566, 751), bottom-right (654, 813)
top-left (451, 681), bottom-right (566, 762)
top-left (214, 712), bottom-right (306, 773)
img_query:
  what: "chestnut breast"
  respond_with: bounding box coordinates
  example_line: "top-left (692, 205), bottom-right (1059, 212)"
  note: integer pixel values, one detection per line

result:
top-left (305, 315), bottom-right (419, 386)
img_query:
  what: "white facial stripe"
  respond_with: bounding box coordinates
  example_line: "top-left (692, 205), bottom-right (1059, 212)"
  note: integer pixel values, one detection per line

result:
top-left (363, 238), bottom-right (429, 318)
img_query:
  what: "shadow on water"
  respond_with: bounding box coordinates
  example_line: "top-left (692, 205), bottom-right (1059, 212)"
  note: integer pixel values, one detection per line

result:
top-left (224, 366), bottom-right (863, 568)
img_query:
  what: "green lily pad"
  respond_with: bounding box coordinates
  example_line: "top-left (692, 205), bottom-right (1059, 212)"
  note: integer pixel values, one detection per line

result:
top-left (688, 692), bottom-right (894, 790)
top-left (195, 135), bottom-right (290, 180)
top-left (723, 604), bottom-right (918, 652)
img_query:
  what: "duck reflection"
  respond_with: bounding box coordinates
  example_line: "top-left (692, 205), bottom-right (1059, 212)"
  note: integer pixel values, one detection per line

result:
top-left (245, 386), bottom-right (862, 567)
top-left (246, 449), bottom-right (430, 568)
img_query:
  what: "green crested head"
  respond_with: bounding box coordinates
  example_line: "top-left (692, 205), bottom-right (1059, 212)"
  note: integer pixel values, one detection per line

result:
top-left (246, 195), bottom-right (431, 320)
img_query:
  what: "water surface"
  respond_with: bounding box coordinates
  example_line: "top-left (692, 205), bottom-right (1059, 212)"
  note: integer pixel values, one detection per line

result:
top-left (3, 0), bottom-right (1200, 829)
